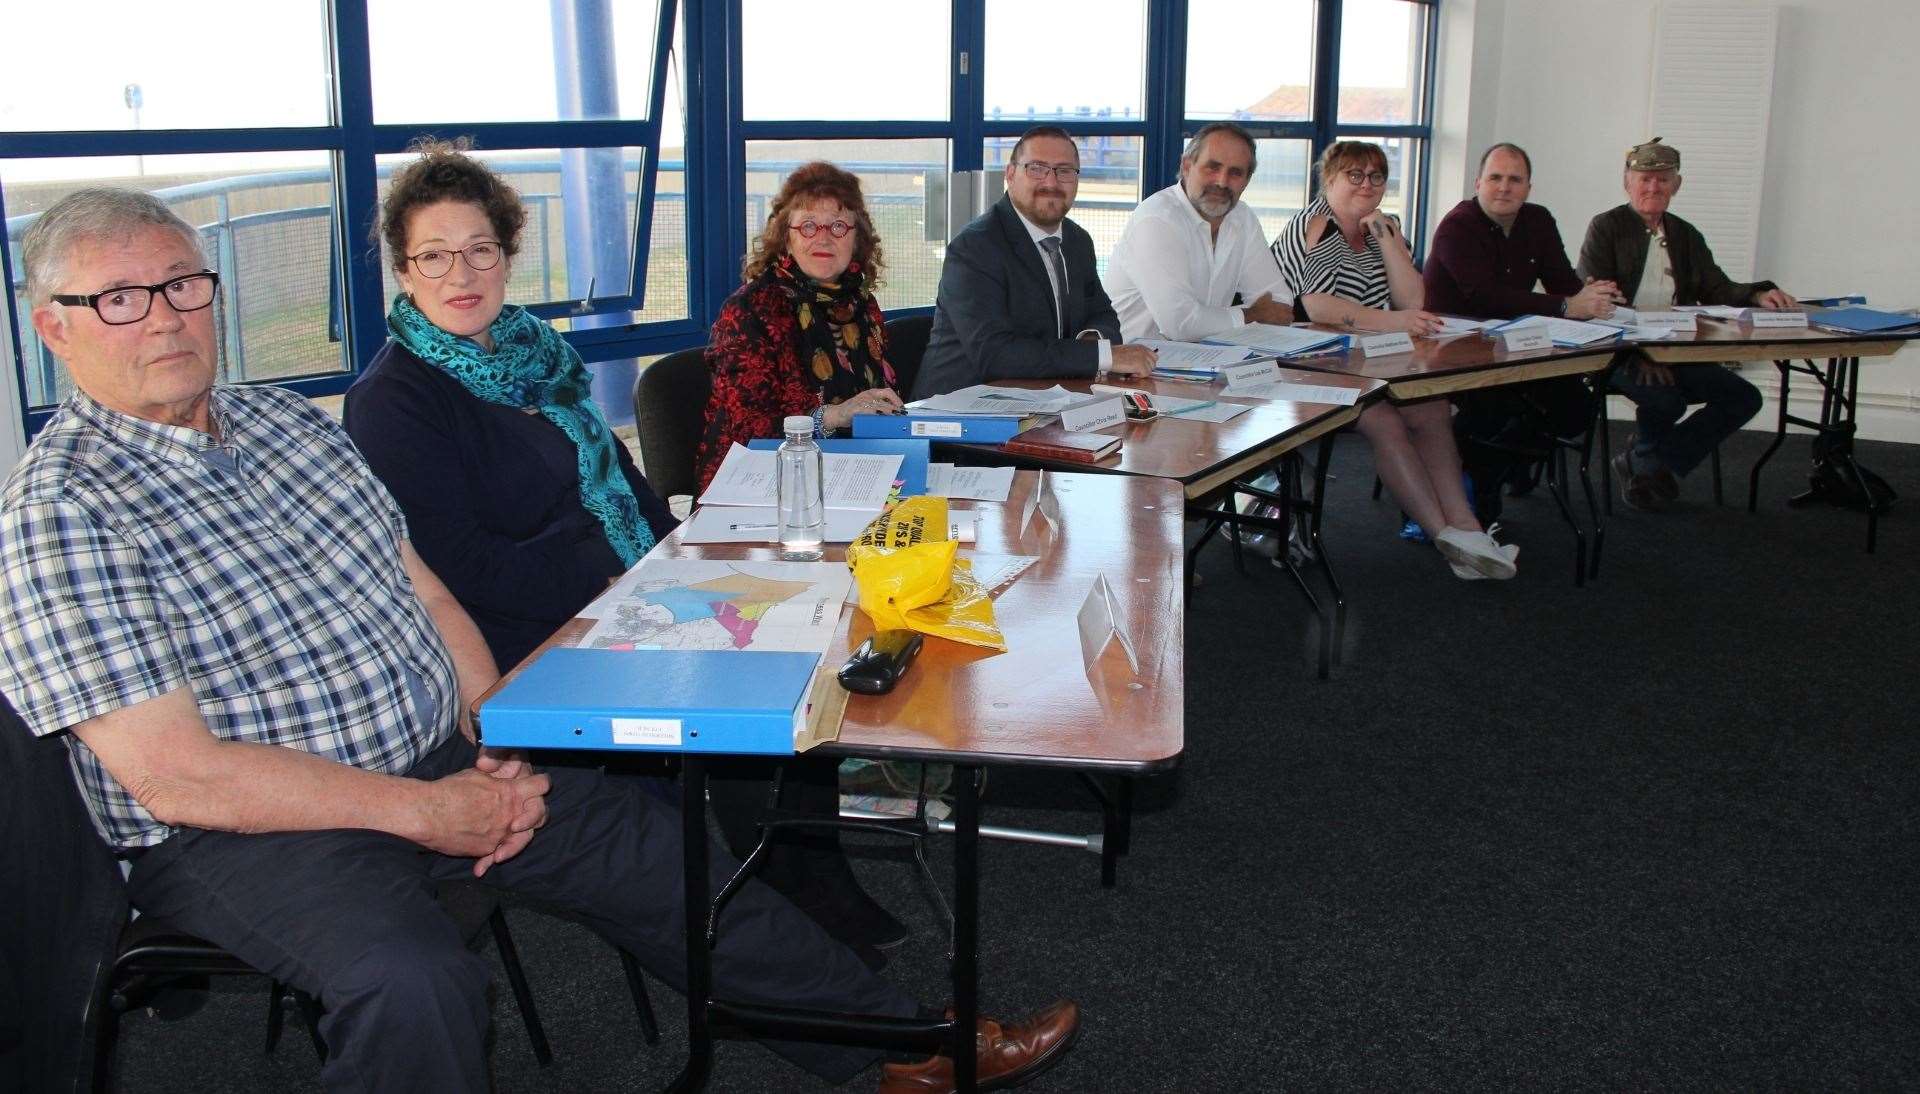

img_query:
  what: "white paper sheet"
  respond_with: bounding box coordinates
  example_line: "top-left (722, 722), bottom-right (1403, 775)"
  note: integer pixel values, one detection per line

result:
top-left (1222, 379), bottom-right (1362, 406)
top-left (927, 463), bottom-right (1016, 502)
top-left (1132, 339), bottom-right (1260, 369)
top-left (697, 444), bottom-right (902, 510)
top-left (912, 384), bottom-right (1090, 416)
top-left (1494, 316), bottom-right (1624, 346)
top-left (1431, 315), bottom-right (1496, 338)
top-left (1210, 322), bottom-right (1349, 358)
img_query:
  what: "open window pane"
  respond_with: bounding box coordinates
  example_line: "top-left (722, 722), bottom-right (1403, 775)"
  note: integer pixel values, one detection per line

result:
top-left (984, 1), bottom-right (1146, 123)
top-left (1183, 0), bottom-right (1315, 122)
top-left (982, 134), bottom-right (1141, 271)
top-left (369, 1), bottom-right (662, 124)
top-left (376, 147), bottom-right (647, 314)
top-left (0, 3), bottom-right (331, 131)
top-left (5, 152), bottom-right (344, 410)
top-left (742, 1), bottom-right (949, 121)
top-left (1338, 0), bottom-right (1428, 125)
top-left (637, 41), bottom-right (690, 325)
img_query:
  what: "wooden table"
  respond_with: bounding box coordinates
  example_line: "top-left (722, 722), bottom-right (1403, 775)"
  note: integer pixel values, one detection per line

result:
top-left (1277, 329), bottom-right (1619, 401)
top-left (1639, 320), bottom-right (1920, 550)
top-left (935, 370), bottom-right (1381, 500)
top-left (477, 472), bottom-right (1185, 1092)
top-left (934, 372), bottom-right (1382, 677)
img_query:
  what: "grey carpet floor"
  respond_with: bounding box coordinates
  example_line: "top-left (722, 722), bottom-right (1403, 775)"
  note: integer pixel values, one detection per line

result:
top-left (108, 427), bottom-right (1920, 1092)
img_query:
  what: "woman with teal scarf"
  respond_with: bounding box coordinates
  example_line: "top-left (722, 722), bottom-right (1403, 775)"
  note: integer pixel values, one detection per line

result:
top-left (343, 141), bottom-right (906, 964)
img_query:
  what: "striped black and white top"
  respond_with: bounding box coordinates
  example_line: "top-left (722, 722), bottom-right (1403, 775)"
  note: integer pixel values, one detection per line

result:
top-left (1270, 197), bottom-right (1392, 315)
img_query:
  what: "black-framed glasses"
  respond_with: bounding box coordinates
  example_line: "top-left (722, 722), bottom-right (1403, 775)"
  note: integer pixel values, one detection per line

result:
top-left (50, 271), bottom-right (219, 326)
top-left (788, 219), bottom-right (856, 240)
top-left (1344, 169), bottom-right (1389, 188)
top-left (1017, 161), bottom-right (1082, 182)
top-left (405, 241), bottom-right (504, 279)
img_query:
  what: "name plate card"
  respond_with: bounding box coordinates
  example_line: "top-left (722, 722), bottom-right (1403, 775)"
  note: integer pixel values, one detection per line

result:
top-left (1357, 331), bottom-right (1415, 357)
top-left (1075, 574), bottom-right (1140, 674)
top-left (1636, 310), bottom-right (1697, 332)
top-left (1748, 309), bottom-right (1809, 329)
top-left (1220, 358), bottom-right (1281, 390)
top-left (1500, 326), bottom-right (1552, 353)
top-left (1059, 396), bottom-right (1125, 433)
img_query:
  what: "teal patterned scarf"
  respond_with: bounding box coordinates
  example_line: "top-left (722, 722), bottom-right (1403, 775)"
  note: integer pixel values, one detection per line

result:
top-left (387, 295), bottom-right (655, 566)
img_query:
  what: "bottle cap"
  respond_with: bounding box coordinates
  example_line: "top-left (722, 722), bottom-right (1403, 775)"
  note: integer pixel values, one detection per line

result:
top-left (784, 415), bottom-right (814, 433)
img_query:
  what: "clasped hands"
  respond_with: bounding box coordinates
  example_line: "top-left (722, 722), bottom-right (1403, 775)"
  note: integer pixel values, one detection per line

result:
top-left (422, 746), bottom-right (551, 876)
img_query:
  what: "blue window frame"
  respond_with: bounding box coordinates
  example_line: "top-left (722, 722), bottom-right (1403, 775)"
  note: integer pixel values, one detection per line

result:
top-left (1, 0), bottom-right (1439, 444)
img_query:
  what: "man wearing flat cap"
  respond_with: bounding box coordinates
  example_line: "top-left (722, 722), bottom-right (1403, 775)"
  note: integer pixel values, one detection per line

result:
top-left (1578, 138), bottom-right (1797, 510)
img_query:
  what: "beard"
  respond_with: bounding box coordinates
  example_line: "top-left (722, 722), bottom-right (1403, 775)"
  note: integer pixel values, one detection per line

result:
top-left (1189, 185), bottom-right (1236, 219)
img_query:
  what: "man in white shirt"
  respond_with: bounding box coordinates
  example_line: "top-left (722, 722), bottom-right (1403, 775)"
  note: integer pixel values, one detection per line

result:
top-left (1106, 122), bottom-right (1294, 343)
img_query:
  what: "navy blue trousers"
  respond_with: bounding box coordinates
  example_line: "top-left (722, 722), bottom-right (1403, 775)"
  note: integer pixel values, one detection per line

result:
top-left (127, 734), bottom-right (916, 1091)
top-left (1611, 354), bottom-right (1764, 476)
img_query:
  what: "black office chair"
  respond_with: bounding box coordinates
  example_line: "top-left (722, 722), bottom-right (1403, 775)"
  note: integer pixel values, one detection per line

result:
top-left (632, 346), bottom-right (712, 500)
top-left (882, 313), bottom-right (933, 400)
top-left (0, 694), bottom-right (658, 1091)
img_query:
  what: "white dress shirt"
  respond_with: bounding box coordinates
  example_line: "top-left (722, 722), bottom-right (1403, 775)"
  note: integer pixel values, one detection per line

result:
top-left (1106, 183), bottom-right (1293, 343)
top-left (1011, 206), bottom-right (1111, 367)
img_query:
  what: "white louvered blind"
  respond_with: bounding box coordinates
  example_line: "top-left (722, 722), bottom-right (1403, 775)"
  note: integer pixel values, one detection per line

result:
top-left (1646, 3), bottom-right (1779, 281)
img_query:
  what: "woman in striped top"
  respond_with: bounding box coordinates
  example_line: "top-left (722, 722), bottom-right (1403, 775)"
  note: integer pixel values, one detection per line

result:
top-left (1271, 141), bottom-right (1517, 580)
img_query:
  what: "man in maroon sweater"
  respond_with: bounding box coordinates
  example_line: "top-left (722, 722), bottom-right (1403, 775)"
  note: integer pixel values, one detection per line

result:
top-left (1424, 144), bottom-right (1621, 321)
top-left (1423, 143), bottom-right (1622, 521)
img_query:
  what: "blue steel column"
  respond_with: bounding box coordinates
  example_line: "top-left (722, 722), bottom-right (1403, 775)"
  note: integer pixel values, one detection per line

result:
top-left (552, 0), bottom-right (637, 424)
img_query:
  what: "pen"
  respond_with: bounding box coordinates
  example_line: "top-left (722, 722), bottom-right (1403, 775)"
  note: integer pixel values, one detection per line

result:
top-left (728, 522), bottom-right (776, 531)
top-left (1164, 400), bottom-right (1218, 417)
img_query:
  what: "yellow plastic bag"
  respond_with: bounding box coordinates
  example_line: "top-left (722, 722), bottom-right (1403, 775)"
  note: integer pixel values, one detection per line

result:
top-left (846, 496), bottom-right (1006, 651)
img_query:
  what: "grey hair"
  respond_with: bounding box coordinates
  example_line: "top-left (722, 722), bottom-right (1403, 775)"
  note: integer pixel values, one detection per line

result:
top-left (1181, 122), bottom-right (1258, 175)
top-left (21, 188), bottom-right (208, 308)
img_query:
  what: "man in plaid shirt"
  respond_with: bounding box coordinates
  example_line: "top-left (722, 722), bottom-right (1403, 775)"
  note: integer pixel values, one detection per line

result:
top-left (0, 189), bottom-right (1077, 1092)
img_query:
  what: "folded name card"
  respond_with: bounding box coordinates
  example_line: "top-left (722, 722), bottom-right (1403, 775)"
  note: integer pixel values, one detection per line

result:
top-left (1357, 331), bottom-right (1414, 357)
top-left (1220, 358), bottom-right (1281, 389)
top-left (1748, 310), bottom-right (1809, 329)
top-left (1636, 310), bottom-right (1697, 331)
top-left (1500, 327), bottom-right (1552, 353)
top-left (1059, 396), bottom-right (1125, 432)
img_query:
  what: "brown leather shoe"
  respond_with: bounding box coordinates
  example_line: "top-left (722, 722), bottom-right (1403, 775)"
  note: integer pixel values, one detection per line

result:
top-left (876, 1000), bottom-right (1080, 1092)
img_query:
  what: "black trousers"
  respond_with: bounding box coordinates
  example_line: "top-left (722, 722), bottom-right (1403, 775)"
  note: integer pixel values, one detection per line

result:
top-left (126, 734), bottom-right (917, 1092)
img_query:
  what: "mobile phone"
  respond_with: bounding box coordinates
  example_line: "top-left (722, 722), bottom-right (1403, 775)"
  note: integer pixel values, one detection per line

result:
top-left (837, 630), bottom-right (924, 695)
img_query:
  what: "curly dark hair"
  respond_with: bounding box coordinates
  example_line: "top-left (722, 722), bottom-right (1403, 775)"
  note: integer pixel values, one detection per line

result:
top-left (742, 161), bottom-right (885, 285)
top-left (379, 137), bottom-right (527, 273)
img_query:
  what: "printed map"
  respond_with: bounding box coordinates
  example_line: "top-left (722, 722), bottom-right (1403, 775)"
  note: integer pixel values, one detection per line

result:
top-left (579, 561), bottom-right (851, 655)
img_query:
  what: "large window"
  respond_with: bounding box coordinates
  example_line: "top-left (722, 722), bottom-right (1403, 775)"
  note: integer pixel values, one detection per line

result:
top-left (1180, 0), bottom-right (1437, 252)
top-left (1, 0), bottom-right (1441, 450)
top-left (1, 0), bottom-right (681, 436)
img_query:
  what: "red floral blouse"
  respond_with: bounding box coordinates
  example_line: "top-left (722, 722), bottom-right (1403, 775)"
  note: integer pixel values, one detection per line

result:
top-left (695, 277), bottom-right (896, 491)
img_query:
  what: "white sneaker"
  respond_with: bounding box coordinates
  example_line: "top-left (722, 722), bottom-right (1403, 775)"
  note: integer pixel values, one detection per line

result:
top-left (1448, 542), bottom-right (1519, 580)
top-left (1435, 526), bottom-right (1518, 580)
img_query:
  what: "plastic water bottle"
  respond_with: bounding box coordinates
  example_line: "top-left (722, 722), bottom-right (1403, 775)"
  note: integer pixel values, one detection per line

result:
top-left (776, 415), bottom-right (825, 560)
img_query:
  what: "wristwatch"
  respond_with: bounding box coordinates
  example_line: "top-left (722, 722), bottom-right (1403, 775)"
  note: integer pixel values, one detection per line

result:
top-left (1557, 296), bottom-right (1569, 317)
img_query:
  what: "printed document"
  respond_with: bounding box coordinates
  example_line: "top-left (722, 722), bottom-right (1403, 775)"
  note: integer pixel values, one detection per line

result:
top-left (927, 463), bottom-right (1017, 502)
top-left (698, 444), bottom-right (901, 511)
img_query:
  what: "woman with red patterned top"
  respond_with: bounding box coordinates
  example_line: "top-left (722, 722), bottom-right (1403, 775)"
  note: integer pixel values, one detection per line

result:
top-left (695, 161), bottom-right (904, 491)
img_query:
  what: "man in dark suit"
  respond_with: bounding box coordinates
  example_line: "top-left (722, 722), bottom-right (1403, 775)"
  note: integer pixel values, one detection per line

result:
top-left (913, 126), bottom-right (1156, 399)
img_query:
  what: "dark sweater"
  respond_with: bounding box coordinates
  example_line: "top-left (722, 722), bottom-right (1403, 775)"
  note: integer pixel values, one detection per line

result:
top-left (343, 341), bottom-right (677, 670)
top-left (1422, 198), bottom-right (1583, 320)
